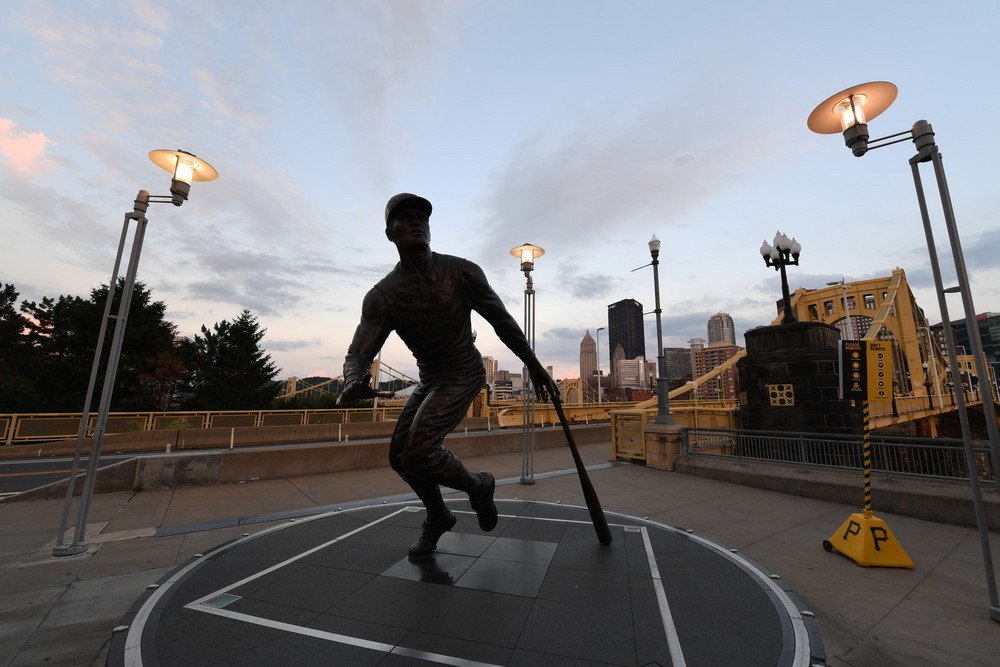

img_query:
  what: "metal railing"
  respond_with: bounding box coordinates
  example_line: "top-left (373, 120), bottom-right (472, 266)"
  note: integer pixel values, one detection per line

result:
top-left (0, 408), bottom-right (406, 446)
top-left (683, 427), bottom-right (995, 482)
top-left (0, 403), bottom-right (565, 446)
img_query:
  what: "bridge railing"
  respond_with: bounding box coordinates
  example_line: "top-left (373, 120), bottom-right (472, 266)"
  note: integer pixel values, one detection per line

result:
top-left (0, 408), bottom-right (406, 446)
top-left (683, 427), bottom-right (995, 482)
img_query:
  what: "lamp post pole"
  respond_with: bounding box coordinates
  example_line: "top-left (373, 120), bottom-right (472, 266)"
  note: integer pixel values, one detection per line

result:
top-left (511, 243), bottom-right (544, 485)
top-left (810, 81), bottom-right (1000, 621)
top-left (760, 232), bottom-right (802, 324)
top-left (918, 326), bottom-right (942, 409)
top-left (647, 236), bottom-right (673, 424)
top-left (54, 150), bottom-right (218, 556)
top-left (827, 278), bottom-right (855, 339)
top-left (595, 326), bottom-right (604, 404)
top-left (922, 362), bottom-right (933, 410)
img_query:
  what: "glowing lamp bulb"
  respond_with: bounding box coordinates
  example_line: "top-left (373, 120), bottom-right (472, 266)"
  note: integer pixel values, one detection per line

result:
top-left (172, 155), bottom-right (197, 185)
top-left (837, 94), bottom-right (867, 131)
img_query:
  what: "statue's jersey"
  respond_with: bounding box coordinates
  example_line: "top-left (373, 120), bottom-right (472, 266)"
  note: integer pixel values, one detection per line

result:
top-left (344, 253), bottom-right (533, 383)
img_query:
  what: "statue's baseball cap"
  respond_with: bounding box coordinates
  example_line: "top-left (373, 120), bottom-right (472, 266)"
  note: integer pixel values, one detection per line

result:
top-left (385, 193), bottom-right (432, 226)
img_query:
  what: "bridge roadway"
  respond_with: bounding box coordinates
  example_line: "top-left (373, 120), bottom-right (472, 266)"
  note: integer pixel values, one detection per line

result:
top-left (0, 434), bottom-right (407, 496)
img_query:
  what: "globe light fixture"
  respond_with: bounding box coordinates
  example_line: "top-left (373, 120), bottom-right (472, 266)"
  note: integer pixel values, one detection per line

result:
top-left (148, 149), bottom-right (219, 205)
top-left (511, 243), bottom-right (545, 276)
top-left (807, 81), bottom-right (897, 156)
top-left (760, 231), bottom-right (801, 325)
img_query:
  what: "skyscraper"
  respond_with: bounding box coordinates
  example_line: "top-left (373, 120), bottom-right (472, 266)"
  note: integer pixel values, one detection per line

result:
top-left (607, 299), bottom-right (645, 365)
top-left (579, 330), bottom-right (597, 380)
top-left (707, 312), bottom-right (736, 346)
top-left (664, 347), bottom-right (693, 390)
top-left (482, 356), bottom-right (498, 385)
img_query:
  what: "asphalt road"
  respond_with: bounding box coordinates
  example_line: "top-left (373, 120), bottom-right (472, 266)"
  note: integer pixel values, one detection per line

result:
top-left (0, 455), bottom-right (134, 496)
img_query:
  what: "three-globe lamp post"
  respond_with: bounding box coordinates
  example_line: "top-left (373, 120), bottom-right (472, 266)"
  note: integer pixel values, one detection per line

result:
top-left (54, 150), bottom-right (218, 557)
top-left (808, 81), bottom-right (999, 621)
top-left (759, 232), bottom-right (801, 324)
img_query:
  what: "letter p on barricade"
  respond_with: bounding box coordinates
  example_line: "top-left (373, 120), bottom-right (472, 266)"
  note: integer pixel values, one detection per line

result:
top-left (824, 512), bottom-right (914, 568)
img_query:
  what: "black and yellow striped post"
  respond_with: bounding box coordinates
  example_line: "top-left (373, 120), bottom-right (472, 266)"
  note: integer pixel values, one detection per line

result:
top-left (825, 345), bottom-right (914, 568)
top-left (862, 399), bottom-right (873, 517)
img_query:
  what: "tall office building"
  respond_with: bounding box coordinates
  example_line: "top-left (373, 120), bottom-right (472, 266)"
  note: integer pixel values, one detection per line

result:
top-left (615, 356), bottom-right (646, 389)
top-left (931, 312), bottom-right (1000, 393)
top-left (482, 356), bottom-right (498, 385)
top-left (664, 347), bottom-right (693, 390)
top-left (607, 299), bottom-right (645, 365)
top-left (690, 338), bottom-right (741, 400)
top-left (610, 344), bottom-right (626, 388)
top-left (707, 312), bottom-right (736, 346)
top-left (579, 330), bottom-right (597, 380)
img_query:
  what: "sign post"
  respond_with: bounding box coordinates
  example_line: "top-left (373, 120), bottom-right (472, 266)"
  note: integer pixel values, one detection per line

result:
top-left (826, 340), bottom-right (914, 568)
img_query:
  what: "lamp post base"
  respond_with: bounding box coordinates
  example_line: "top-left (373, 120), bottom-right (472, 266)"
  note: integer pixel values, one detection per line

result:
top-left (643, 421), bottom-right (684, 471)
top-left (53, 543), bottom-right (89, 557)
top-left (519, 476), bottom-right (536, 485)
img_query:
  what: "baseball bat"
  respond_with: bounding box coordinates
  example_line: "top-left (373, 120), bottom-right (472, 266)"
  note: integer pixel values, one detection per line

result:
top-left (551, 394), bottom-right (613, 546)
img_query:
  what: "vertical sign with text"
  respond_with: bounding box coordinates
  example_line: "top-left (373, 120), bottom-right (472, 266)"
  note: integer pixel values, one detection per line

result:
top-left (840, 340), bottom-right (867, 400)
top-left (866, 340), bottom-right (893, 402)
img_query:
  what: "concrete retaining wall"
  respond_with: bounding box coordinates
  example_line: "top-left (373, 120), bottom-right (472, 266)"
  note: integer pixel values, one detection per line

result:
top-left (0, 416), bottom-right (495, 460)
top-left (8, 424), bottom-right (611, 501)
top-left (674, 455), bottom-right (1000, 530)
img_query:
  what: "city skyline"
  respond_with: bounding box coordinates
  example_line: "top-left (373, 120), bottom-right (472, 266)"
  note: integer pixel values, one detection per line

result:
top-left (2, 2), bottom-right (999, 382)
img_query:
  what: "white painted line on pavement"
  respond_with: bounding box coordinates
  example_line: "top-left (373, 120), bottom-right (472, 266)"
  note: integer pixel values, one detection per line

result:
top-left (641, 526), bottom-right (687, 667)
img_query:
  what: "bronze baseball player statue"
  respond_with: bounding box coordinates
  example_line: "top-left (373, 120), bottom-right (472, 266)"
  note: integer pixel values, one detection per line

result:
top-left (339, 193), bottom-right (558, 556)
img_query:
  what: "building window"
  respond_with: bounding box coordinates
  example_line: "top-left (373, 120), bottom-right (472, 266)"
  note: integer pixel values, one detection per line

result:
top-left (808, 304), bottom-right (819, 321)
top-left (824, 301), bottom-right (835, 315)
top-left (864, 294), bottom-right (876, 310)
top-left (846, 296), bottom-right (856, 310)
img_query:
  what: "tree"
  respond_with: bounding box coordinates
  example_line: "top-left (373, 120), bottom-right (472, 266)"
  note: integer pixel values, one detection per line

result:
top-left (18, 281), bottom-right (178, 412)
top-left (0, 283), bottom-right (41, 411)
top-left (189, 309), bottom-right (281, 409)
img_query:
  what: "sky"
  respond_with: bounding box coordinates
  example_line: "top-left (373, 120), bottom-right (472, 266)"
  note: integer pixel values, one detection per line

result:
top-left (2, 0), bottom-right (999, 382)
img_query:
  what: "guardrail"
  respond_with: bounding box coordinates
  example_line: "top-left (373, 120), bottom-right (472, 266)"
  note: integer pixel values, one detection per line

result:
top-left (683, 427), bottom-right (995, 482)
top-left (0, 408), bottom-right (409, 446)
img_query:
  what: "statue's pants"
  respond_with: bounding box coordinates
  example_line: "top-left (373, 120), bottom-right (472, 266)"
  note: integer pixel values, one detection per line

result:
top-left (388, 370), bottom-right (484, 516)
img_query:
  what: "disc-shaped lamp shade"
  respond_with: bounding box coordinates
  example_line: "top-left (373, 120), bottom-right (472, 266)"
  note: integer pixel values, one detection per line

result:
top-left (510, 243), bottom-right (545, 267)
top-left (807, 82), bottom-right (897, 134)
top-left (148, 149), bottom-right (219, 184)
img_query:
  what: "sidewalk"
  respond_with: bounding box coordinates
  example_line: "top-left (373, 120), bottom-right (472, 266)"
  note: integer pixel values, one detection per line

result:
top-left (1, 441), bottom-right (998, 666)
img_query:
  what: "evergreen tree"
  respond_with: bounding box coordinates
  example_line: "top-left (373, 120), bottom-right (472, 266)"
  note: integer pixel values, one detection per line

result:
top-left (0, 283), bottom-right (41, 411)
top-left (18, 281), bottom-right (178, 411)
top-left (189, 309), bottom-right (281, 409)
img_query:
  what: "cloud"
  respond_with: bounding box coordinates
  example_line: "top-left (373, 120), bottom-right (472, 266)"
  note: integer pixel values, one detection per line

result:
top-left (195, 67), bottom-right (265, 130)
top-left (553, 262), bottom-right (622, 300)
top-left (266, 338), bottom-right (321, 351)
top-left (294, 2), bottom-right (459, 186)
top-left (475, 83), bottom-right (800, 256)
top-left (128, 0), bottom-right (173, 31)
top-left (0, 118), bottom-right (50, 175)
